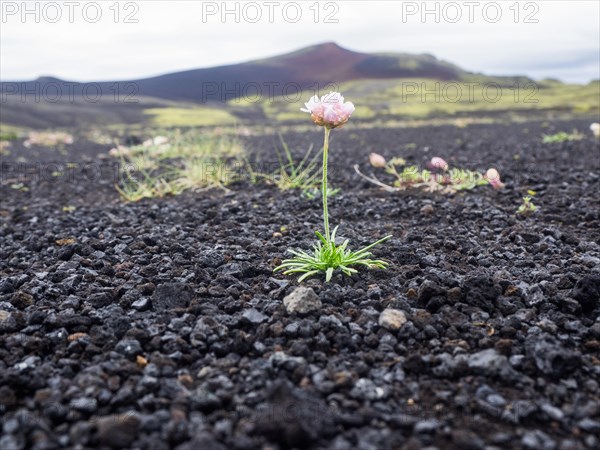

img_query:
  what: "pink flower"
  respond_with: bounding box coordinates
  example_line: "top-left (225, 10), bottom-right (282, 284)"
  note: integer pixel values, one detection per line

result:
top-left (485, 168), bottom-right (505, 189)
top-left (301, 92), bottom-right (355, 129)
top-left (369, 153), bottom-right (386, 168)
top-left (428, 157), bottom-right (449, 171)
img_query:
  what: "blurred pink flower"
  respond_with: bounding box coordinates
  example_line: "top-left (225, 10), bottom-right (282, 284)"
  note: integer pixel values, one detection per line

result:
top-left (485, 168), bottom-right (505, 189)
top-left (301, 92), bottom-right (355, 129)
top-left (369, 152), bottom-right (387, 168)
top-left (428, 157), bottom-right (449, 171)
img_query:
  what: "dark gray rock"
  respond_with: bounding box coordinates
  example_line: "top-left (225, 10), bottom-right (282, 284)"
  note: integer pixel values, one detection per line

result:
top-left (251, 380), bottom-right (335, 447)
top-left (522, 430), bottom-right (556, 450)
top-left (468, 349), bottom-right (512, 377)
top-left (350, 378), bottom-right (386, 401)
top-left (88, 292), bottom-right (113, 308)
top-left (175, 432), bottom-right (227, 450)
top-left (10, 291), bottom-right (33, 309)
top-left (417, 280), bottom-right (447, 312)
top-left (525, 333), bottom-right (581, 378)
top-left (115, 339), bottom-right (143, 359)
top-left (241, 308), bottom-right (268, 325)
top-left (95, 412), bottom-right (140, 448)
top-left (572, 275), bottom-right (600, 312)
top-left (463, 276), bottom-right (500, 313)
top-left (131, 297), bottom-right (151, 311)
top-left (152, 283), bottom-right (193, 310)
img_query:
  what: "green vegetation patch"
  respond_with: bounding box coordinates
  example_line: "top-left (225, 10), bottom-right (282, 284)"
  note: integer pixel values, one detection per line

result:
top-left (144, 107), bottom-right (238, 127)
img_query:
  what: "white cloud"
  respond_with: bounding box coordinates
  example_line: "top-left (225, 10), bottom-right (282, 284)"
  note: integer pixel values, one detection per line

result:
top-left (1, 1), bottom-right (598, 83)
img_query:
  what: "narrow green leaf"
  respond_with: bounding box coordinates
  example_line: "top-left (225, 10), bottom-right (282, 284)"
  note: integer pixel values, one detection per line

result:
top-left (325, 267), bottom-right (334, 282)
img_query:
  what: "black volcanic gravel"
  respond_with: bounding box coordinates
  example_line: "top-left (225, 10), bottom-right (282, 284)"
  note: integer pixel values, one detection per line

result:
top-left (1, 118), bottom-right (599, 450)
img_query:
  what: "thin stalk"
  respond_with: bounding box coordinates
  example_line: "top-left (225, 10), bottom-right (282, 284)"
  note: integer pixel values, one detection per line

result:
top-left (322, 127), bottom-right (331, 242)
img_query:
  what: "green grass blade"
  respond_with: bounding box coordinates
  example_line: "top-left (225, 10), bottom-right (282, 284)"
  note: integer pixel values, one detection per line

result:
top-left (356, 235), bottom-right (393, 253)
top-left (325, 267), bottom-right (334, 282)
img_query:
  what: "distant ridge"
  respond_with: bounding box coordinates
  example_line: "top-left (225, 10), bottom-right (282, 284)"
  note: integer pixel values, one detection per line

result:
top-left (1, 42), bottom-right (468, 103)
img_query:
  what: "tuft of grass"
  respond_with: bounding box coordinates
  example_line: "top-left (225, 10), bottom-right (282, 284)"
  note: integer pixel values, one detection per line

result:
top-left (113, 130), bottom-right (243, 202)
top-left (0, 123), bottom-right (26, 138)
top-left (274, 226), bottom-right (392, 282)
top-left (129, 154), bottom-right (160, 172)
top-left (273, 136), bottom-right (321, 193)
top-left (248, 136), bottom-right (340, 198)
top-left (144, 107), bottom-right (238, 127)
top-left (127, 129), bottom-right (243, 161)
top-left (172, 159), bottom-right (233, 192)
top-left (0, 132), bottom-right (18, 142)
top-left (115, 168), bottom-right (183, 202)
top-left (517, 196), bottom-right (538, 216)
top-left (542, 130), bottom-right (585, 143)
top-left (10, 183), bottom-right (29, 192)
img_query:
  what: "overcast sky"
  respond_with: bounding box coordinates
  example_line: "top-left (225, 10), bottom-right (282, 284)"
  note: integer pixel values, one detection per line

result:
top-left (1, 1), bottom-right (599, 83)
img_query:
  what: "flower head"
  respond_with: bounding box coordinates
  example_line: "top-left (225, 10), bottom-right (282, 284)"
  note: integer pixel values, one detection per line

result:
top-left (369, 152), bottom-right (387, 168)
top-left (485, 168), bottom-right (505, 189)
top-left (301, 92), bottom-right (355, 129)
top-left (591, 123), bottom-right (600, 137)
top-left (428, 157), bottom-right (449, 171)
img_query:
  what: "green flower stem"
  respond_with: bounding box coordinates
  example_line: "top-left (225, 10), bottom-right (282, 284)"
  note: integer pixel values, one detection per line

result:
top-left (322, 127), bottom-right (331, 243)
